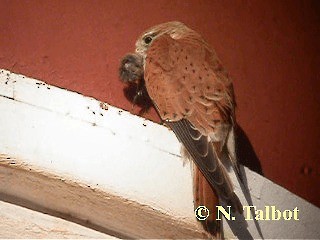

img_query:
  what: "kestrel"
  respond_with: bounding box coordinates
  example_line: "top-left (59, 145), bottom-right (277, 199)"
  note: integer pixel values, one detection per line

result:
top-left (120, 21), bottom-right (243, 238)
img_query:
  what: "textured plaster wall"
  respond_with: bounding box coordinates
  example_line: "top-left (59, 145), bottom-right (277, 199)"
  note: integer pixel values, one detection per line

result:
top-left (0, 0), bottom-right (319, 207)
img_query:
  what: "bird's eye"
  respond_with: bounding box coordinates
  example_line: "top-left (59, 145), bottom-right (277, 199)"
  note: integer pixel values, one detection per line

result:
top-left (144, 36), bottom-right (153, 45)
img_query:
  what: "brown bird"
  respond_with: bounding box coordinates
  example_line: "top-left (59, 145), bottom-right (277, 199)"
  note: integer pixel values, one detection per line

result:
top-left (121, 21), bottom-right (243, 238)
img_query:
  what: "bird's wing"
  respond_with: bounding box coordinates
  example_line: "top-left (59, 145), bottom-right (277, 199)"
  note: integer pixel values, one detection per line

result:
top-left (144, 33), bottom-right (241, 211)
top-left (145, 32), bottom-right (235, 125)
top-left (166, 119), bottom-right (241, 212)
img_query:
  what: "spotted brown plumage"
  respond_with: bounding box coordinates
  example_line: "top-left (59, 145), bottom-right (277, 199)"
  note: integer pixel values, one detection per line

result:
top-left (133, 21), bottom-right (243, 237)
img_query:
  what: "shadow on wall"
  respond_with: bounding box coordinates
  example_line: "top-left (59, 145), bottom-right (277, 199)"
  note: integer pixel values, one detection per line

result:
top-left (235, 125), bottom-right (263, 176)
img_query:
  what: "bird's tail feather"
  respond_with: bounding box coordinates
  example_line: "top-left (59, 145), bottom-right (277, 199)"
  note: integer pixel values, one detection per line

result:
top-left (194, 165), bottom-right (222, 239)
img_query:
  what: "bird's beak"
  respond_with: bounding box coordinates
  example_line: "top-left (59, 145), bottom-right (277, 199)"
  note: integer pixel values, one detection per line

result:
top-left (135, 47), bottom-right (147, 64)
top-left (135, 47), bottom-right (143, 55)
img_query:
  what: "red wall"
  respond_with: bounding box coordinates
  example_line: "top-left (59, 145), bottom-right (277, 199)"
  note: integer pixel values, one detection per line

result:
top-left (1, 0), bottom-right (319, 206)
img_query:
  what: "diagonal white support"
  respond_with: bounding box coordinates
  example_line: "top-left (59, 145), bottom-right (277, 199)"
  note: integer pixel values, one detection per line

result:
top-left (0, 69), bottom-right (319, 239)
top-left (0, 200), bottom-right (114, 239)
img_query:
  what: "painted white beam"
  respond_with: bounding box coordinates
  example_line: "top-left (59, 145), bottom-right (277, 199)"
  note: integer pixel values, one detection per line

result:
top-left (0, 199), bottom-right (115, 238)
top-left (0, 69), bottom-right (319, 239)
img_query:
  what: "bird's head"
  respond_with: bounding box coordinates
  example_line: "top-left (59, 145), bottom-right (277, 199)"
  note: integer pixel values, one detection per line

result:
top-left (135, 21), bottom-right (188, 59)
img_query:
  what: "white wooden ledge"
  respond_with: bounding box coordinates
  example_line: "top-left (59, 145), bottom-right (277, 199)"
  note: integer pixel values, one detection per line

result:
top-left (0, 69), bottom-right (319, 239)
top-left (0, 200), bottom-right (114, 238)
